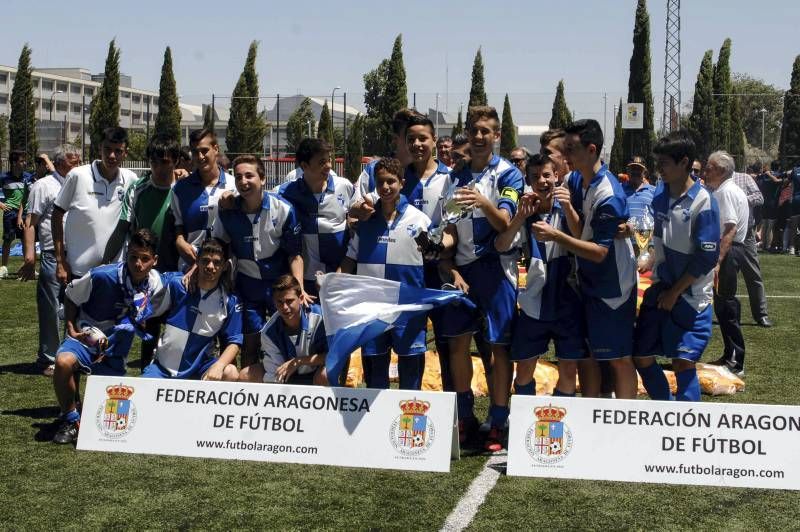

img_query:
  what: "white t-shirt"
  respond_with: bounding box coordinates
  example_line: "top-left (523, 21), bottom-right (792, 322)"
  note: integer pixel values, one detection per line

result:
top-left (55, 161), bottom-right (136, 276)
top-left (26, 171), bottom-right (66, 251)
top-left (713, 177), bottom-right (748, 244)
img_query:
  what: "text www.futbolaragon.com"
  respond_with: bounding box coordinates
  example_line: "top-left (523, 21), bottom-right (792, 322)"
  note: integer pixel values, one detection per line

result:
top-left (644, 463), bottom-right (784, 479)
top-left (196, 439), bottom-right (318, 455)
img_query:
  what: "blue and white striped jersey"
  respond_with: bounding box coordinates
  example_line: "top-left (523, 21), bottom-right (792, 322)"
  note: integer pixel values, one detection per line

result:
top-left (346, 196), bottom-right (431, 287)
top-left (213, 192), bottom-right (302, 295)
top-left (650, 179), bottom-right (720, 312)
top-left (278, 174), bottom-right (355, 280)
top-left (261, 304), bottom-right (327, 382)
top-left (170, 167), bottom-right (236, 263)
top-left (568, 164), bottom-right (637, 308)
top-left (151, 272), bottom-right (243, 377)
top-left (66, 263), bottom-right (164, 335)
top-left (518, 203), bottom-right (582, 321)
top-left (451, 155), bottom-right (524, 266)
top-left (403, 160), bottom-right (453, 226)
top-left (353, 159), bottom-right (379, 202)
top-left (623, 181), bottom-right (657, 219)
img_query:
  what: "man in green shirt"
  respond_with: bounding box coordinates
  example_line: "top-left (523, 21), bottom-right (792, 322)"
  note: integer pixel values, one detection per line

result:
top-left (1, 150), bottom-right (33, 278)
top-left (103, 135), bottom-right (184, 367)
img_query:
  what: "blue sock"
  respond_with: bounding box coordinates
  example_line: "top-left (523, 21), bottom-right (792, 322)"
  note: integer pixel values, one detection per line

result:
top-left (515, 380), bottom-right (536, 395)
top-left (456, 391), bottom-right (475, 421)
top-left (553, 389), bottom-right (576, 397)
top-left (489, 404), bottom-right (510, 429)
top-left (637, 363), bottom-right (674, 401)
top-left (64, 409), bottom-right (80, 423)
top-left (675, 368), bottom-right (701, 401)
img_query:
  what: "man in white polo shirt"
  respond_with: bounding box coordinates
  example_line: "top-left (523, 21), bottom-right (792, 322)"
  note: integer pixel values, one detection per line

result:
top-left (52, 127), bottom-right (136, 284)
top-left (704, 150), bottom-right (749, 376)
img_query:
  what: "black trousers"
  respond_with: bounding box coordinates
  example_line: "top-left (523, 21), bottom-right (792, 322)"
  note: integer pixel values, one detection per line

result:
top-left (713, 243), bottom-right (746, 371)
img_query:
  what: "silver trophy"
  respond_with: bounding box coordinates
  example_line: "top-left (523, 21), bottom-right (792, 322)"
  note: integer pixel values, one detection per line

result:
top-left (629, 211), bottom-right (654, 269)
top-left (415, 179), bottom-right (476, 253)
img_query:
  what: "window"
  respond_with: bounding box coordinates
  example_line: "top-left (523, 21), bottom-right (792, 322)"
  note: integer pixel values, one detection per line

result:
top-left (56, 101), bottom-right (68, 112)
top-left (132, 112), bottom-right (141, 123)
top-left (121, 91), bottom-right (130, 99)
top-left (132, 94), bottom-right (141, 104)
top-left (70, 123), bottom-right (81, 132)
top-left (56, 82), bottom-right (67, 92)
top-left (121, 109), bottom-right (130, 116)
top-left (71, 84), bottom-right (81, 94)
top-left (42, 101), bottom-right (52, 111)
top-left (32, 76), bottom-right (40, 84)
top-left (72, 103), bottom-right (82, 113)
top-left (0, 94), bottom-right (8, 105)
top-left (0, 73), bottom-right (7, 84)
top-left (152, 97), bottom-right (159, 106)
top-left (42, 80), bottom-right (54, 91)
top-left (85, 87), bottom-right (94, 96)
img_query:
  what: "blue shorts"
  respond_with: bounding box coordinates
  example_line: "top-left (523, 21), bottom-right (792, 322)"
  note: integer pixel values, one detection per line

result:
top-left (439, 256), bottom-right (518, 345)
top-left (141, 357), bottom-right (218, 379)
top-left (634, 283), bottom-right (712, 362)
top-left (510, 312), bottom-right (589, 361)
top-left (56, 336), bottom-right (128, 376)
top-left (362, 314), bottom-right (427, 357)
top-left (2, 210), bottom-right (22, 242)
top-left (236, 276), bottom-right (277, 334)
top-left (584, 291), bottom-right (636, 360)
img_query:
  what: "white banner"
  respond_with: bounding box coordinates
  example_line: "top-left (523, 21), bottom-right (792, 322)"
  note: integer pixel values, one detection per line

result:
top-left (621, 102), bottom-right (644, 129)
top-left (77, 376), bottom-right (458, 472)
top-left (507, 396), bottom-right (800, 490)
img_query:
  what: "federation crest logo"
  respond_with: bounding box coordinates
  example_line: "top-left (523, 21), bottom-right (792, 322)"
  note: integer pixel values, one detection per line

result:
top-left (405, 223), bottom-right (419, 238)
top-left (389, 398), bottom-right (435, 456)
top-left (95, 384), bottom-right (137, 439)
top-left (336, 193), bottom-right (346, 208)
top-left (524, 404), bottom-right (573, 465)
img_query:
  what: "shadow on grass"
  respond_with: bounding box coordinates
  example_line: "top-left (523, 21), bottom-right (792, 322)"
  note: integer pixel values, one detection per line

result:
top-left (0, 362), bottom-right (43, 375)
top-left (1, 406), bottom-right (62, 441)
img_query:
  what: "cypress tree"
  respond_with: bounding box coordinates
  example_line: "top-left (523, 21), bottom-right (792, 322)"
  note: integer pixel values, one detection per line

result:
top-left (88, 39), bottom-right (121, 159)
top-left (622, 0), bottom-right (657, 168)
top-left (345, 114), bottom-right (364, 181)
top-left (468, 47), bottom-right (487, 108)
top-left (285, 97), bottom-right (315, 155)
top-left (610, 100), bottom-right (625, 174)
top-left (153, 46), bottom-right (182, 144)
top-left (687, 50), bottom-right (715, 160)
top-left (500, 94), bottom-right (517, 158)
top-left (9, 44), bottom-right (38, 160)
top-left (203, 105), bottom-right (214, 131)
top-left (380, 35), bottom-right (408, 152)
top-left (0, 114), bottom-right (8, 161)
top-left (712, 38), bottom-right (733, 152)
top-left (778, 55), bottom-right (800, 169)
top-left (451, 109), bottom-right (464, 138)
top-left (226, 41), bottom-right (267, 157)
top-left (362, 58), bottom-right (389, 155)
top-left (317, 99), bottom-right (334, 148)
top-left (729, 86), bottom-right (746, 169)
top-left (549, 80), bottom-right (573, 129)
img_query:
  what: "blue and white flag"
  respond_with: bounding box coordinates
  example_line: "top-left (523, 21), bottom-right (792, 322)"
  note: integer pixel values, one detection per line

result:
top-left (318, 273), bottom-right (475, 386)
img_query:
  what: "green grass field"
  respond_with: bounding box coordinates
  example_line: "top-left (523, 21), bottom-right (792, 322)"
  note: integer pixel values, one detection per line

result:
top-left (1, 254), bottom-right (799, 530)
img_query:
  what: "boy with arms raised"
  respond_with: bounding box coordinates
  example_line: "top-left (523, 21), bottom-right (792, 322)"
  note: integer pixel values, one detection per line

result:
top-left (444, 106), bottom-right (524, 451)
top-left (496, 154), bottom-right (589, 397)
top-left (339, 157), bottom-right (432, 390)
top-left (142, 237), bottom-right (242, 382)
top-left (50, 229), bottom-right (164, 444)
top-left (634, 131), bottom-right (720, 401)
top-left (239, 275), bottom-right (328, 385)
top-left (533, 119), bottom-right (637, 399)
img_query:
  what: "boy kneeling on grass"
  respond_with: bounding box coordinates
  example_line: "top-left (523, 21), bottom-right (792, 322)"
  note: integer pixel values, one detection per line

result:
top-left (51, 229), bottom-right (164, 444)
top-left (239, 275), bottom-right (328, 386)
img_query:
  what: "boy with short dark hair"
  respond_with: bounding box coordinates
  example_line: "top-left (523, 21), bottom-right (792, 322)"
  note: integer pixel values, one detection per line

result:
top-left (634, 131), bottom-right (720, 401)
top-left (51, 228), bottom-right (165, 444)
top-left (0, 150), bottom-right (33, 278)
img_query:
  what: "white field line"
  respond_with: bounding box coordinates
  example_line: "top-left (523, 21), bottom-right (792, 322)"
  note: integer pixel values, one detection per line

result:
top-left (440, 454), bottom-right (505, 532)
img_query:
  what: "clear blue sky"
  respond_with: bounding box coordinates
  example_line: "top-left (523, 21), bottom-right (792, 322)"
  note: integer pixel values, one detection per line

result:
top-left (2, 0), bottom-right (797, 125)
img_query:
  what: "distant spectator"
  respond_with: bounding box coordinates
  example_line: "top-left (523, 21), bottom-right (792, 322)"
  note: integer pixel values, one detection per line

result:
top-left (0, 150), bottom-right (33, 278)
top-left (509, 147), bottom-right (531, 172)
top-left (436, 135), bottom-right (454, 168)
top-left (785, 164), bottom-right (800, 255)
top-left (757, 161), bottom-right (782, 252)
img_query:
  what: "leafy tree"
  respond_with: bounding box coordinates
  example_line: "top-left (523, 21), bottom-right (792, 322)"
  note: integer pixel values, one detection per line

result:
top-left (153, 46), bottom-right (181, 144)
top-left (9, 44), bottom-right (38, 160)
top-left (622, 0), bottom-right (657, 168)
top-left (362, 58), bottom-right (389, 155)
top-left (687, 50), bottom-right (715, 160)
top-left (732, 73), bottom-right (784, 152)
top-left (285, 97), bottom-right (315, 155)
top-left (451, 108), bottom-right (464, 137)
top-left (203, 105), bottom-right (214, 131)
top-left (226, 41), bottom-right (267, 156)
top-left (610, 100), bottom-right (625, 174)
top-left (382, 34), bottom-right (408, 150)
top-left (712, 38), bottom-right (733, 152)
top-left (345, 114), bottom-right (364, 180)
top-left (549, 80), bottom-right (573, 130)
top-left (779, 55), bottom-right (800, 168)
top-left (729, 85), bottom-right (746, 169)
top-left (126, 130), bottom-right (148, 160)
top-left (317, 100), bottom-right (334, 146)
top-left (469, 47), bottom-right (487, 108)
top-left (0, 114), bottom-right (9, 161)
top-left (500, 94), bottom-right (517, 158)
top-left (88, 39), bottom-right (121, 159)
